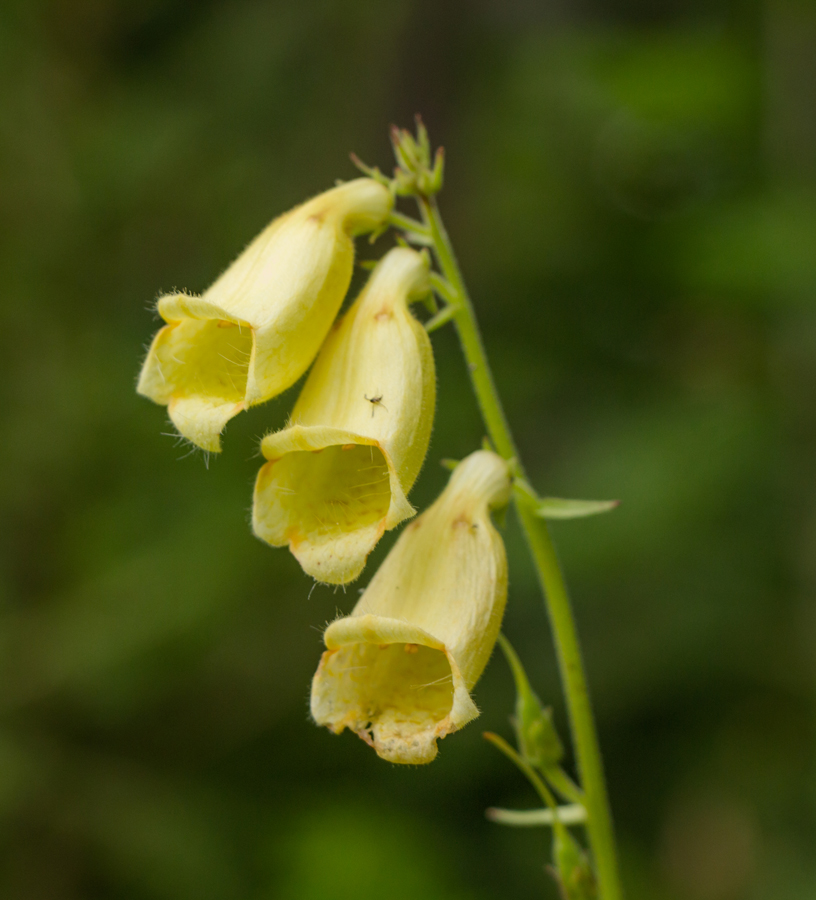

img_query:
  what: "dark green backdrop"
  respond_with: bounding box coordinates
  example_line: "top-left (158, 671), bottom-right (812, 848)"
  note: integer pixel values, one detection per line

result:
top-left (1, 1), bottom-right (815, 897)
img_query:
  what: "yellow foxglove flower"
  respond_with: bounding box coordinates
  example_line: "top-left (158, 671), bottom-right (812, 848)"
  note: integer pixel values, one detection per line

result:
top-left (252, 246), bottom-right (434, 584)
top-left (137, 178), bottom-right (393, 452)
top-left (311, 449), bottom-right (511, 764)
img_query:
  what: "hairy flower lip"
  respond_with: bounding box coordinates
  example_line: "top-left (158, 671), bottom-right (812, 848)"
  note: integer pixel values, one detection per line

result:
top-left (324, 612), bottom-right (479, 722)
top-left (253, 425), bottom-right (415, 585)
top-left (137, 178), bottom-right (393, 452)
top-left (314, 614), bottom-right (479, 766)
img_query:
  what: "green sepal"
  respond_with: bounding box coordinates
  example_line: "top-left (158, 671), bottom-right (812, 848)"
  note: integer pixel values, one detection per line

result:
top-left (348, 153), bottom-right (391, 187)
top-left (426, 146), bottom-right (445, 194)
top-left (415, 115), bottom-right (431, 165)
top-left (390, 125), bottom-right (420, 173)
top-left (420, 291), bottom-right (439, 316)
top-left (440, 458), bottom-right (460, 471)
top-left (498, 634), bottom-right (564, 768)
top-left (534, 497), bottom-right (619, 520)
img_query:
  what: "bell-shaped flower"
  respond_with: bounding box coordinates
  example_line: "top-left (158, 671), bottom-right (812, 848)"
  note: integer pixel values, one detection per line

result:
top-left (252, 246), bottom-right (435, 584)
top-left (137, 178), bottom-right (393, 452)
top-left (311, 449), bottom-right (512, 764)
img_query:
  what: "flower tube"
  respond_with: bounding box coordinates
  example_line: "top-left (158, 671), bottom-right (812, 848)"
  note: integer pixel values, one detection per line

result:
top-left (311, 449), bottom-right (512, 764)
top-left (137, 178), bottom-right (393, 451)
top-left (252, 246), bottom-right (435, 584)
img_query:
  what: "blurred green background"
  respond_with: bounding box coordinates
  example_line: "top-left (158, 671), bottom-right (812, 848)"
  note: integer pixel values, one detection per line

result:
top-left (1, 0), bottom-right (815, 897)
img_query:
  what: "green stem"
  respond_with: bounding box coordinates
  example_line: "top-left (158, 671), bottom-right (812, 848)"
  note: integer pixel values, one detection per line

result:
top-left (543, 765), bottom-right (585, 806)
top-left (483, 733), bottom-right (559, 812)
top-left (418, 195), bottom-right (623, 900)
top-left (387, 210), bottom-right (431, 237)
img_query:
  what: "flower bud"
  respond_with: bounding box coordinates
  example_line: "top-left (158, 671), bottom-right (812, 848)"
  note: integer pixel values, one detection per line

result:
top-left (137, 178), bottom-right (393, 452)
top-left (311, 450), bottom-right (512, 764)
top-left (252, 247), bottom-right (435, 585)
top-left (552, 827), bottom-right (597, 899)
top-left (498, 634), bottom-right (564, 770)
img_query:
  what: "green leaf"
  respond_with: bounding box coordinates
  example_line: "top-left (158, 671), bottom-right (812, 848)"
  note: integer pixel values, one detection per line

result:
top-left (486, 805), bottom-right (587, 827)
top-left (534, 497), bottom-right (620, 520)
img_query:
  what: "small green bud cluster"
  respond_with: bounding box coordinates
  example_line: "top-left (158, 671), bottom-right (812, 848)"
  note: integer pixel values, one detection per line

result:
top-left (494, 634), bottom-right (597, 899)
top-left (389, 119), bottom-right (445, 197)
top-left (351, 116), bottom-right (444, 199)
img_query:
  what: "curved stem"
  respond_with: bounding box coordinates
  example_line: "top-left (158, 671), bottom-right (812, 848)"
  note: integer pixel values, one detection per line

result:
top-left (417, 195), bottom-right (623, 900)
top-left (483, 732), bottom-right (560, 811)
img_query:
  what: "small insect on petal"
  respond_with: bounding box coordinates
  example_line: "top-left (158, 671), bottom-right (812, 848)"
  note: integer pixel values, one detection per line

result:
top-left (252, 247), bottom-right (436, 585)
top-left (364, 394), bottom-right (387, 417)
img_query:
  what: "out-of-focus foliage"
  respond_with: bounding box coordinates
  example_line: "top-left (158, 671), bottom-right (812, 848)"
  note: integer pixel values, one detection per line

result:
top-left (1, 0), bottom-right (815, 897)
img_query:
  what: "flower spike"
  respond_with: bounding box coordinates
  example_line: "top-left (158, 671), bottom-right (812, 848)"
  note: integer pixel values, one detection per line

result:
top-left (137, 178), bottom-right (393, 451)
top-left (311, 450), bottom-right (512, 764)
top-left (252, 247), bottom-right (436, 585)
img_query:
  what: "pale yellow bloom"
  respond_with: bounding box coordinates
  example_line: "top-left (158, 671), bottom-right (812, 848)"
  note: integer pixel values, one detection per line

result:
top-left (137, 179), bottom-right (393, 452)
top-left (311, 450), bottom-right (512, 764)
top-left (252, 246), bottom-right (435, 584)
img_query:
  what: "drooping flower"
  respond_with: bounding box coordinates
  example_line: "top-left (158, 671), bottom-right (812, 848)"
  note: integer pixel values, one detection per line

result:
top-left (311, 449), bottom-right (512, 764)
top-left (252, 246), bottom-right (435, 584)
top-left (137, 178), bottom-right (393, 452)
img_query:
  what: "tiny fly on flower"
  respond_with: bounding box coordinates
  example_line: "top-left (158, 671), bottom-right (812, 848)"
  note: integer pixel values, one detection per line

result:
top-left (364, 394), bottom-right (387, 416)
